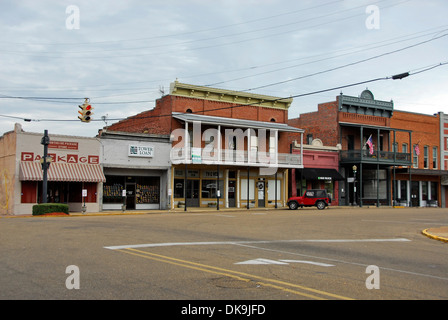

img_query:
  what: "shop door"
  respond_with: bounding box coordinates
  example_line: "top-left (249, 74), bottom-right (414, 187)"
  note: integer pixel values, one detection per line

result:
top-left (186, 180), bottom-right (199, 207)
top-left (228, 180), bottom-right (236, 207)
top-left (126, 183), bottom-right (136, 210)
top-left (411, 181), bottom-right (419, 207)
top-left (257, 181), bottom-right (265, 207)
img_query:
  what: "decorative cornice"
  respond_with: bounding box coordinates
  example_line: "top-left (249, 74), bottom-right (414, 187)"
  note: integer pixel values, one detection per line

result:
top-left (169, 81), bottom-right (293, 110)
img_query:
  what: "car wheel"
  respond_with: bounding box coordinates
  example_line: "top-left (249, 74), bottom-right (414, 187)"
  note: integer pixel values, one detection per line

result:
top-left (316, 201), bottom-right (326, 210)
top-left (289, 201), bottom-right (298, 210)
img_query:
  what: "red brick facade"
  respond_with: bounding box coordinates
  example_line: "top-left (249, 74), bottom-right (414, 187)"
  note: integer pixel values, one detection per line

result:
top-left (108, 93), bottom-right (292, 153)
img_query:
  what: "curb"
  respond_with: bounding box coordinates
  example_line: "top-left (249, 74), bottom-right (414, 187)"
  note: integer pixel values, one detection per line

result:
top-left (422, 229), bottom-right (448, 243)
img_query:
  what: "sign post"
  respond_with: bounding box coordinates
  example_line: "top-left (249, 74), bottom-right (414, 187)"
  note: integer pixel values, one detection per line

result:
top-left (122, 189), bottom-right (126, 212)
top-left (82, 189), bottom-right (87, 214)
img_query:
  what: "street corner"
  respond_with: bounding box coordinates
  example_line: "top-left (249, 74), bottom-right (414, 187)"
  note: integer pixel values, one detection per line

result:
top-left (422, 226), bottom-right (448, 243)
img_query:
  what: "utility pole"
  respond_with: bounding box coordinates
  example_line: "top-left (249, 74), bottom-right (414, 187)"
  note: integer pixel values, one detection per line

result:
top-left (41, 130), bottom-right (50, 203)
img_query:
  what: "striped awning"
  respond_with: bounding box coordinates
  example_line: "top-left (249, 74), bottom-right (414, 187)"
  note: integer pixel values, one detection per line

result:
top-left (19, 162), bottom-right (106, 182)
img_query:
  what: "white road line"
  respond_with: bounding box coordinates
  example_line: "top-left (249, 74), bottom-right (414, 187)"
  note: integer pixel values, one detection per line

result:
top-left (235, 258), bottom-right (289, 265)
top-left (279, 260), bottom-right (335, 267)
top-left (104, 238), bottom-right (410, 250)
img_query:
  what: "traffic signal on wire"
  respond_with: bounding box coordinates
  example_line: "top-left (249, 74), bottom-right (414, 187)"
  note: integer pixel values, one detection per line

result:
top-left (78, 99), bottom-right (93, 122)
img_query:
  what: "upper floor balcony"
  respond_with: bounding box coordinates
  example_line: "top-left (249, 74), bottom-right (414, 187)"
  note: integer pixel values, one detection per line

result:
top-left (170, 112), bottom-right (304, 169)
top-left (171, 147), bottom-right (302, 168)
top-left (340, 149), bottom-right (412, 166)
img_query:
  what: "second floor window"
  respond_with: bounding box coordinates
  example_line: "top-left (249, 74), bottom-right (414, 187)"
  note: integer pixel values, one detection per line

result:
top-left (424, 146), bottom-right (429, 169)
top-left (413, 145), bottom-right (419, 168)
top-left (433, 147), bottom-right (438, 169)
top-left (402, 143), bottom-right (408, 154)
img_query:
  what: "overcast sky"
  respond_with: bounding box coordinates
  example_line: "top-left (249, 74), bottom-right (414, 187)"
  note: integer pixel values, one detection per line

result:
top-left (0, 0), bottom-right (447, 139)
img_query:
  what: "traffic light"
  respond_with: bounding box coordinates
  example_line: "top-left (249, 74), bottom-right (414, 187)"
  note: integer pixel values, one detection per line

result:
top-left (78, 98), bottom-right (93, 123)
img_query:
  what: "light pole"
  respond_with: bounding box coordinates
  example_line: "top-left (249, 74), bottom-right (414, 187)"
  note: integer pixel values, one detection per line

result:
top-left (352, 165), bottom-right (357, 206)
top-left (40, 130), bottom-right (50, 203)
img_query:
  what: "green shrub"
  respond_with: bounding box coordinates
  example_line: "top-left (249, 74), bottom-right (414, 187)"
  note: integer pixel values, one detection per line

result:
top-left (32, 203), bottom-right (69, 216)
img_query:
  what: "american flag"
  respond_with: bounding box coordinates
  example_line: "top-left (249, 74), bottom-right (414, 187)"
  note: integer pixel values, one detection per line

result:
top-left (366, 135), bottom-right (374, 155)
top-left (415, 144), bottom-right (420, 156)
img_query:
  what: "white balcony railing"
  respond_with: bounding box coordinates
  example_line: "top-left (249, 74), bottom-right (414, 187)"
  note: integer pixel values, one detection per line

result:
top-left (170, 148), bottom-right (302, 168)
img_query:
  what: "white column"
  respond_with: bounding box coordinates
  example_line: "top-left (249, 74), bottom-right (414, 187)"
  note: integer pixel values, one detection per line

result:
top-left (218, 125), bottom-right (221, 163)
top-left (185, 122), bottom-right (189, 163)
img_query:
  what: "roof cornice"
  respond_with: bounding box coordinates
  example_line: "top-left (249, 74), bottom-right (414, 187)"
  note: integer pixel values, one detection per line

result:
top-left (169, 81), bottom-right (293, 110)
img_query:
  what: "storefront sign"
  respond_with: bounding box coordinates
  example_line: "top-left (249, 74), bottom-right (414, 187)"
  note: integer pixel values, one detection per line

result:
top-left (442, 175), bottom-right (448, 186)
top-left (49, 141), bottom-right (78, 150)
top-left (317, 177), bottom-right (332, 180)
top-left (21, 152), bottom-right (99, 164)
top-left (191, 147), bottom-right (201, 164)
top-left (203, 170), bottom-right (223, 178)
top-left (128, 145), bottom-right (154, 158)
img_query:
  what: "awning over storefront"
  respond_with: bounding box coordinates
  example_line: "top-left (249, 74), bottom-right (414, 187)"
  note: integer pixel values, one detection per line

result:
top-left (19, 162), bottom-right (106, 182)
top-left (299, 168), bottom-right (344, 181)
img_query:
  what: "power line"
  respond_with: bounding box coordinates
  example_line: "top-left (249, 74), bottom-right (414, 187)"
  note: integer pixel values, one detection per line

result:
top-left (3, 23), bottom-right (444, 97)
top-left (0, 0), bottom-right (405, 59)
top-left (205, 28), bottom-right (448, 88)
top-left (242, 33), bottom-right (448, 92)
top-left (3, 61), bottom-right (445, 124)
top-left (2, 0), bottom-right (342, 47)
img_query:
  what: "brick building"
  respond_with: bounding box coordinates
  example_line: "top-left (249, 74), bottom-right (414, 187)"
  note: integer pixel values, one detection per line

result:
top-left (106, 81), bottom-right (304, 209)
top-left (440, 112), bottom-right (448, 207)
top-left (289, 89), bottom-right (425, 207)
top-left (289, 139), bottom-right (343, 206)
top-left (390, 111), bottom-right (446, 207)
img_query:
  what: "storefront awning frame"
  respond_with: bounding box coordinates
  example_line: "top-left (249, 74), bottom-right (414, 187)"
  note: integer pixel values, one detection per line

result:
top-left (19, 162), bottom-right (106, 183)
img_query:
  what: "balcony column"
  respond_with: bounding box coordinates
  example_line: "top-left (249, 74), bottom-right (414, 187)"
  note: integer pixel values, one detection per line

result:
top-left (184, 122), bottom-right (189, 212)
top-left (185, 122), bottom-right (189, 163)
top-left (409, 131), bottom-right (412, 207)
top-left (273, 129), bottom-right (278, 166)
top-left (300, 132), bottom-right (304, 167)
top-left (360, 162), bottom-right (363, 207)
top-left (218, 125), bottom-right (221, 163)
top-left (377, 128), bottom-right (380, 207)
top-left (247, 128), bottom-right (251, 164)
top-left (360, 126), bottom-right (364, 161)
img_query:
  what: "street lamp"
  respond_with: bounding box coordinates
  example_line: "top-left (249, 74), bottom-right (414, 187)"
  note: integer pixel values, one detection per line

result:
top-left (352, 165), bottom-right (357, 206)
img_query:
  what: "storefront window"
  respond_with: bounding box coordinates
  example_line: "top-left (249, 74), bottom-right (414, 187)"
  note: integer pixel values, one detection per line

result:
top-left (103, 175), bottom-right (159, 205)
top-left (35, 181), bottom-right (96, 203)
top-left (174, 179), bottom-right (184, 198)
top-left (201, 179), bottom-right (224, 198)
top-left (103, 176), bottom-right (124, 204)
top-left (430, 182), bottom-right (438, 201)
top-left (135, 177), bottom-right (159, 204)
top-left (323, 181), bottom-right (334, 200)
top-left (362, 170), bottom-right (387, 200)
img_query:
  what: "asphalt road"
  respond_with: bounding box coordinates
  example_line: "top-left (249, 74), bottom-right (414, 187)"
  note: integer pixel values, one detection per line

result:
top-left (1, 207), bottom-right (447, 304)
